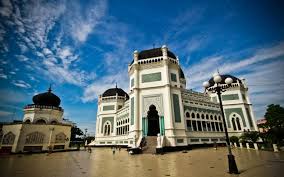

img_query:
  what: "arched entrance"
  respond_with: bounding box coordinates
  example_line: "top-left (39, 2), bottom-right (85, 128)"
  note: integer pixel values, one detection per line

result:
top-left (147, 105), bottom-right (160, 136)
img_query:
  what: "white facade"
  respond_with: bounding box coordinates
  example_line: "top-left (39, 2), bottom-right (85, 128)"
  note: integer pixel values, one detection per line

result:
top-left (92, 46), bottom-right (257, 148)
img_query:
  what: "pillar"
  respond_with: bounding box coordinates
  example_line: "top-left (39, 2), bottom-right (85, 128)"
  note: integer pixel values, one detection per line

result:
top-left (246, 143), bottom-right (250, 149)
top-left (273, 144), bottom-right (279, 152)
top-left (254, 143), bottom-right (258, 150)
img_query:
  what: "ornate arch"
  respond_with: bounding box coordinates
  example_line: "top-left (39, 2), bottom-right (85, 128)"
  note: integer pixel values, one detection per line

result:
top-left (2, 132), bottom-right (16, 145)
top-left (142, 95), bottom-right (164, 117)
top-left (50, 119), bottom-right (58, 124)
top-left (103, 121), bottom-right (111, 136)
top-left (35, 118), bottom-right (48, 124)
top-left (24, 117), bottom-right (32, 123)
top-left (55, 132), bottom-right (66, 143)
top-left (25, 132), bottom-right (45, 144)
top-left (229, 113), bottom-right (243, 131)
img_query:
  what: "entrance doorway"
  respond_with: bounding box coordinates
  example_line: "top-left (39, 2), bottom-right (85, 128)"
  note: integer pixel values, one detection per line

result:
top-left (147, 105), bottom-right (160, 136)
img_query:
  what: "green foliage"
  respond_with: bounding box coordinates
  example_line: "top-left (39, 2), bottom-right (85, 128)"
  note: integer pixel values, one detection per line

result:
top-left (264, 104), bottom-right (284, 129)
top-left (71, 126), bottom-right (84, 141)
top-left (85, 136), bottom-right (95, 144)
top-left (240, 131), bottom-right (260, 143)
top-left (230, 136), bottom-right (239, 143)
top-left (263, 104), bottom-right (284, 145)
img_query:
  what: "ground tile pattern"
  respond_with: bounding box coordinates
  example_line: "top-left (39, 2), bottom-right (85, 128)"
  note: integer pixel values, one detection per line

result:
top-left (0, 147), bottom-right (283, 177)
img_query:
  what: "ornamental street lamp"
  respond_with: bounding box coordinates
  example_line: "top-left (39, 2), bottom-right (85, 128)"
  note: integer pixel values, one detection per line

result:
top-left (203, 73), bottom-right (239, 174)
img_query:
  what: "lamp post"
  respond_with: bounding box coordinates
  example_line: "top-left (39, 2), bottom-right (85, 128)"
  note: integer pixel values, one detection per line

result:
top-left (203, 73), bottom-right (239, 174)
top-left (84, 128), bottom-right (88, 147)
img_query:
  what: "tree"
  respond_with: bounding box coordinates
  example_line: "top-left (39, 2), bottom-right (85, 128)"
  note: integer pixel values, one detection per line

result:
top-left (264, 104), bottom-right (284, 145)
top-left (230, 136), bottom-right (239, 143)
top-left (264, 104), bottom-right (284, 129)
top-left (240, 131), bottom-right (259, 143)
top-left (71, 126), bottom-right (84, 141)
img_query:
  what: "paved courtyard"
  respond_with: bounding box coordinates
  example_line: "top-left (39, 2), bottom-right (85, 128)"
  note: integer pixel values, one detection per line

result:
top-left (0, 147), bottom-right (283, 177)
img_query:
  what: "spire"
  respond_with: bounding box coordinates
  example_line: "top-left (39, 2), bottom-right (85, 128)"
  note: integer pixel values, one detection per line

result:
top-left (115, 82), bottom-right (117, 89)
top-left (48, 84), bottom-right (52, 92)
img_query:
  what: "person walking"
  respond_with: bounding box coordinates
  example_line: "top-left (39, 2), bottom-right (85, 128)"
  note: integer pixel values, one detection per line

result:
top-left (112, 147), bottom-right (115, 155)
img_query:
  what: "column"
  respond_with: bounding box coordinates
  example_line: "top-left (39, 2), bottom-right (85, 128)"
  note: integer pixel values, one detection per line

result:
top-left (162, 45), bottom-right (174, 131)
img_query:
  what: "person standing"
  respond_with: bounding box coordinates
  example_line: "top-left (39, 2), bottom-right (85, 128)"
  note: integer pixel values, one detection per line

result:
top-left (112, 147), bottom-right (115, 155)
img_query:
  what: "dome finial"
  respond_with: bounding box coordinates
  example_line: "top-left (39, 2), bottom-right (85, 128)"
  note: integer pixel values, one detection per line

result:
top-left (48, 84), bottom-right (52, 92)
top-left (115, 82), bottom-right (117, 89)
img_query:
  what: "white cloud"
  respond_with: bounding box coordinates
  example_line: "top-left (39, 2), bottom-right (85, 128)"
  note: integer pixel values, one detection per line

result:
top-left (15, 55), bottom-right (29, 62)
top-left (68, 0), bottom-right (107, 42)
top-left (0, 110), bottom-right (13, 116)
top-left (185, 42), bottom-right (284, 119)
top-left (17, 42), bottom-right (28, 53)
top-left (11, 80), bottom-right (31, 88)
top-left (0, 73), bottom-right (7, 79)
top-left (81, 70), bottom-right (129, 103)
top-left (0, 0), bottom-right (108, 88)
top-left (186, 42), bottom-right (284, 90)
top-left (0, 0), bottom-right (13, 17)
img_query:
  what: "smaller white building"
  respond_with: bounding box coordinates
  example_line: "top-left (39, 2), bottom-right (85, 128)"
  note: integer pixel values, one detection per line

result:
top-left (0, 87), bottom-right (71, 153)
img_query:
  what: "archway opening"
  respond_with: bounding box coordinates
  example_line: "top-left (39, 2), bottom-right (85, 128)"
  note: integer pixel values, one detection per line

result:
top-left (147, 105), bottom-right (160, 136)
top-left (25, 119), bottom-right (31, 123)
top-left (35, 119), bottom-right (46, 124)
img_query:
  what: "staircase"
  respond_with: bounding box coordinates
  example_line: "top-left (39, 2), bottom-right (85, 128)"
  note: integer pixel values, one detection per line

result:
top-left (143, 136), bottom-right (157, 154)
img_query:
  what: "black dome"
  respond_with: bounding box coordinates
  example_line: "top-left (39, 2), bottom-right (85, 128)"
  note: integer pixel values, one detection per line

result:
top-left (138, 48), bottom-right (177, 60)
top-left (32, 87), bottom-right (61, 107)
top-left (208, 74), bottom-right (241, 87)
top-left (179, 67), bottom-right (185, 79)
top-left (102, 87), bottom-right (129, 99)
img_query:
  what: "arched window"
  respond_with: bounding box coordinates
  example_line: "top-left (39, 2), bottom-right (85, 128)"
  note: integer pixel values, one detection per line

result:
top-left (232, 118), bottom-right (237, 131)
top-left (236, 118), bottom-right (241, 130)
top-left (191, 113), bottom-right (195, 118)
top-left (104, 122), bottom-right (111, 136)
top-left (2, 132), bottom-right (15, 145)
top-left (51, 120), bottom-right (57, 124)
top-left (218, 116), bottom-right (221, 121)
top-left (214, 115), bottom-right (217, 120)
top-left (55, 133), bottom-right (66, 143)
top-left (25, 119), bottom-right (31, 123)
top-left (210, 115), bottom-right (213, 120)
top-left (186, 112), bottom-right (190, 118)
top-left (206, 115), bottom-right (209, 119)
top-left (197, 113), bottom-right (200, 119)
top-left (201, 114), bottom-right (204, 119)
top-left (25, 132), bottom-right (44, 144)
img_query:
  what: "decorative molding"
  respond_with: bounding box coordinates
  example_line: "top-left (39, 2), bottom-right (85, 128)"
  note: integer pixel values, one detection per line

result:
top-left (142, 95), bottom-right (164, 117)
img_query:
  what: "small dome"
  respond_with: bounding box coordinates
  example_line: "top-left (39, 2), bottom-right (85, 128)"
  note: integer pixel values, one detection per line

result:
top-left (179, 67), bottom-right (185, 79)
top-left (138, 47), bottom-right (177, 60)
top-left (208, 74), bottom-right (241, 87)
top-left (32, 87), bottom-right (61, 107)
top-left (102, 87), bottom-right (129, 99)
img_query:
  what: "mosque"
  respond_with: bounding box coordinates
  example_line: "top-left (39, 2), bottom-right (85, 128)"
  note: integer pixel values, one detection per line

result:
top-left (0, 87), bottom-right (72, 153)
top-left (91, 45), bottom-right (258, 152)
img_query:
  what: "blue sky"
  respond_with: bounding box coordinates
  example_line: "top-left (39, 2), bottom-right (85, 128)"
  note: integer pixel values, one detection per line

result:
top-left (0, 0), bottom-right (283, 135)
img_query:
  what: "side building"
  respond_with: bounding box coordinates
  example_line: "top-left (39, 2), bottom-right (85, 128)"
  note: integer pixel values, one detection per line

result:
top-left (91, 46), bottom-right (257, 151)
top-left (0, 87), bottom-right (72, 153)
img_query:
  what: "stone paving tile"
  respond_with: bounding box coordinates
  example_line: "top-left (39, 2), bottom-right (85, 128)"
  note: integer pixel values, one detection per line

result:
top-left (0, 147), bottom-right (283, 177)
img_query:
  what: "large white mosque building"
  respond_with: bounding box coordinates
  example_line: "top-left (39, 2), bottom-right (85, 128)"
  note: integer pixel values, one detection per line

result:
top-left (92, 46), bottom-right (257, 152)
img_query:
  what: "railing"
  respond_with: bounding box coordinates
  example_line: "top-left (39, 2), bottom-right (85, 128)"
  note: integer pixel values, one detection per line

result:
top-left (24, 104), bottom-right (63, 111)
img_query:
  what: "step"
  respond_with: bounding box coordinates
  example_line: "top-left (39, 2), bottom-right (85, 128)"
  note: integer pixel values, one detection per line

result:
top-left (143, 136), bottom-right (157, 154)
